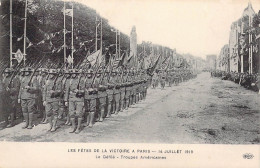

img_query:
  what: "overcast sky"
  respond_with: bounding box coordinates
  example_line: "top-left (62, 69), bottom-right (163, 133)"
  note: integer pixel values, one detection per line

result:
top-left (72, 0), bottom-right (260, 59)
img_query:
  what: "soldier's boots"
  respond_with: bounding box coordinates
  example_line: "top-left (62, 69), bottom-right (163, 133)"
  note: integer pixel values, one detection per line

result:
top-left (27, 113), bottom-right (33, 129)
top-left (107, 104), bottom-right (112, 118)
top-left (65, 115), bottom-right (70, 125)
top-left (75, 117), bottom-right (82, 134)
top-left (6, 113), bottom-right (15, 128)
top-left (115, 103), bottom-right (120, 115)
top-left (83, 113), bottom-right (90, 127)
top-left (88, 112), bottom-right (95, 128)
top-left (69, 118), bottom-right (76, 133)
top-left (22, 113), bottom-right (29, 129)
top-left (42, 116), bottom-right (48, 124)
top-left (47, 116), bottom-right (53, 131)
top-left (50, 116), bottom-right (58, 132)
top-left (99, 108), bottom-right (105, 122)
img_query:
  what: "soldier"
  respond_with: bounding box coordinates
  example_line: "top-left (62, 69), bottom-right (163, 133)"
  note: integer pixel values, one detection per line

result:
top-left (160, 70), bottom-right (166, 89)
top-left (124, 69), bottom-right (132, 110)
top-left (96, 68), bottom-right (107, 122)
top-left (106, 69), bottom-right (114, 117)
top-left (56, 69), bottom-right (66, 120)
top-left (63, 69), bottom-right (72, 125)
top-left (2, 68), bottom-right (20, 128)
top-left (109, 69), bottom-right (121, 114)
top-left (65, 69), bottom-right (85, 133)
top-left (84, 68), bottom-right (98, 127)
top-left (131, 69), bottom-right (137, 105)
top-left (37, 68), bottom-right (48, 122)
top-left (42, 69), bottom-right (62, 132)
top-left (119, 68), bottom-right (127, 112)
top-left (18, 67), bottom-right (38, 129)
top-left (152, 71), bottom-right (158, 89)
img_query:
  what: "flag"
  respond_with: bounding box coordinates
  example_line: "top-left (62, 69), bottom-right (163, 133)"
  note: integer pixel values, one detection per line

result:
top-left (117, 53), bottom-right (126, 68)
top-left (14, 49), bottom-right (23, 63)
top-left (17, 35), bottom-right (23, 41)
top-left (147, 54), bottom-right (161, 76)
top-left (67, 55), bottom-right (73, 65)
top-left (63, 8), bottom-right (73, 17)
top-left (27, 42), bottom-right (33, 49)
top-left (87, 50), bottom-right (101, 67)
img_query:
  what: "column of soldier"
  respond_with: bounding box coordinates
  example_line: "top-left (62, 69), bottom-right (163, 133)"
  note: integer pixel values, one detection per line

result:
top-left (151, 69), bottom-right (197, 89)
top-left (2, 66), bottom-right (150, 134)
top-left (211, 70), bottom-right (260, 93)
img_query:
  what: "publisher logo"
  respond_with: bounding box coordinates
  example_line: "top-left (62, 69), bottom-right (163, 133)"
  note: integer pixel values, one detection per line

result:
top-left (243, 153), bottom-right (254, 159)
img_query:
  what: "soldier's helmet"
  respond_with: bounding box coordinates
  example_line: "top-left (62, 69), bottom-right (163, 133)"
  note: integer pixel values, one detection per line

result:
top-left (112, 69), bottom-right (117, 75)
top-left (4, 68), bottom-right (14, 73)
top-left (87, 69), bottom-right (94, 74)
top-left (69, 69), bottom-right (79, 74)
top-left (48, 69), bottom-right (58, 74)
top-left (20, 67), bottom-right (34, 72)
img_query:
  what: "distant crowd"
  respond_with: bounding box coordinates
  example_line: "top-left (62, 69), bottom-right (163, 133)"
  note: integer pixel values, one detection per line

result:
top-left (211, 70), bottom-right (260, 93)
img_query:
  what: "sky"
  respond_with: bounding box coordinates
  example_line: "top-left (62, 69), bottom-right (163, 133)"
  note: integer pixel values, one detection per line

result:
top-left (72, 0), bottom-right (260, 59)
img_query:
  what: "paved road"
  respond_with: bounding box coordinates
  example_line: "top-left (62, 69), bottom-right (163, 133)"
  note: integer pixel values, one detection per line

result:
top-left (0, 72), bottom-right (259, 144)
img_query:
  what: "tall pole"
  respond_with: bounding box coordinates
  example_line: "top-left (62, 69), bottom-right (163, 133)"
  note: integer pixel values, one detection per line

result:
top-left (100, 17), bottom-right (102, 57)
top-left (23, 0), bottom-right (28, 66)
top-left (64, 1), bottom-right (66, 68)
top-left (71, 2), bottom-right (74, 68)
top-left (239, 22), bottom-right (243, 73)
top-left (95, 15), bottom-right (98, 51)
top-left (118, 30), bottom-right (120, 58)
top-left (115, 30), bottom-right (118, 59)
top-left (10, 0), bottom-right (12, 67)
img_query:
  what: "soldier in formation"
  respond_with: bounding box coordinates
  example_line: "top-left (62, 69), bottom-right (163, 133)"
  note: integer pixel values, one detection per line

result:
top-left (1, 65), bottom-right (198, 133)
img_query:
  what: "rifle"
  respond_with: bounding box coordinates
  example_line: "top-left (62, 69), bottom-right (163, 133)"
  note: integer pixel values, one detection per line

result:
top-left (28, 59), bottom-right (44, 86)
top-left (8, 60), bottom-right (24, 88)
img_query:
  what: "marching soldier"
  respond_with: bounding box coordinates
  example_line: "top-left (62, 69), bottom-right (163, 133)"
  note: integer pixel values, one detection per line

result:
top-left (160, 70), bottom-right (166, 89)
top-left (65, 69), bottom-right (85, 133)
top-left (84, 68), bottom-right (98, 127)
top-left (42, 69), bottom-right (62, 132)
top-left (2, 68), bottom-right (20, 128)
top-left (18, 67), bottom-right (38, 129)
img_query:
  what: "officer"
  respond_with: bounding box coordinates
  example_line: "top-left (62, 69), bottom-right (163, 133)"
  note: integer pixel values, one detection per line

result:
top-left (42, 69), bottom-right (61, 132)
top-left (96, 68), bottom-right (107, 122)
top-left (84, 68), bottom-right (98, 127)
top-left (65, 69), bottom-right (85, 133)
top-left (18, 67), bottom-right (38, 129)
top-left (2, 68), bottom-right (20, 128)
top-left (56, 68), bottom-right (66, 120)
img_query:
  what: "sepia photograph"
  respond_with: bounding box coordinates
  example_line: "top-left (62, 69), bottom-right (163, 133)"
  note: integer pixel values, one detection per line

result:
top-left (0, 0), bottom-right (259, 167)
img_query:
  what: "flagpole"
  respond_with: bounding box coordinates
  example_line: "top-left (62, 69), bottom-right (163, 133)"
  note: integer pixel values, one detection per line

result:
top-left (116, 29), bottom-right (118, 59)
top-left (10, 0), bottom-right (12, 68)
top-left (118, 30), bottom-right (120, 58)
top-left (71, 1), bottom-right (74, 68)
top-left (64, 0), bottom-right (66, 69)
top-left (100, 17), bottom-right (102, 58)
top-left (23, 0), bottom-right (28, 66)
top-left (95, 15), bottom-right (98, 51)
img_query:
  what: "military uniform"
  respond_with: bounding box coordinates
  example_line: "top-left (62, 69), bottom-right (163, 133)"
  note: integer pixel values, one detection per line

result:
top-left (42, 69), bottom-right (62, 132)
top-left (160, 70), bottom-right (166, 89)
top-left (110, 70), bottom-right (121, 114)
top-left (120, 70), bottom-right (127, 111)
top-left (65, 69), bottom-right (85, 133)
top-left (18, 67), bottom-right (38, 129)
top-left (106, 70), bottom-right (114, 117)
top-left (84, 69), bottom-right (98, 128)
top-left (2, 68), bottom-right (20, 127)
top-left (37, 68), bottom-right (48, 122)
